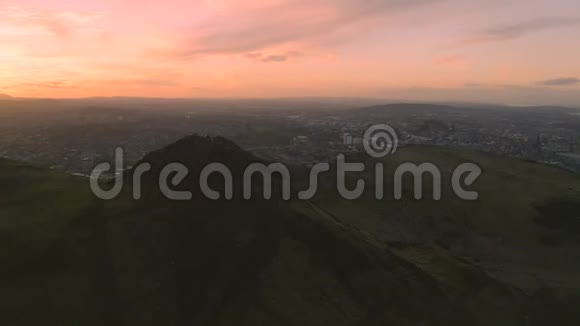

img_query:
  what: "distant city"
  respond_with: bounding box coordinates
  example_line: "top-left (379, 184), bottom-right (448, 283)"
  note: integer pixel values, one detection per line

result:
top-left (1, 99), bottom-right (579, 175)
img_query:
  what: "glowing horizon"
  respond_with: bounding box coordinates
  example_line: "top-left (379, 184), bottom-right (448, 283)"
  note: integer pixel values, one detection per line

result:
top-left (1, 0), bottom-right (579, 105)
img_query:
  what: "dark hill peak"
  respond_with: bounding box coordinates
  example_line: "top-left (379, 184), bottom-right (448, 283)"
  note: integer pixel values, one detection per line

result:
top-left (130, 134), bottom-right (280, 204)
top-left (138, 135), bottom-right (258, 170)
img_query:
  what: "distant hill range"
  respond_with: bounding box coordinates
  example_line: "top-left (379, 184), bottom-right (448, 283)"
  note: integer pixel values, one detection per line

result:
top-left (356, 102), bottom-right (579, 114)
top-left (0, 96), bottom-right (578, 112)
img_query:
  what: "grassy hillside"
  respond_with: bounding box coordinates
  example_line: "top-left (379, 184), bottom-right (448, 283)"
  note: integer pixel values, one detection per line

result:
top-left (0, 159), bottom-right (108, 325)
top-left (3, 139), bottom-right (580, 325)
top-left (308, 145), bottom-right (580, 290)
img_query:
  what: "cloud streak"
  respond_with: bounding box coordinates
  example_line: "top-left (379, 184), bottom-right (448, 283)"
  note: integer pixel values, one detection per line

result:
top-left (463, 16), bottom-right (580, 44)
top-left (0, 7), bottom-right (103, 37)
top-left (246, 51), bottom-right (301, 63)
top-left (435, 55), bottom-right (467, 65)
top-left (169, 0), bottom-right (442, 57)
top-left (22, 80), bottom-right (75, 89)
top-left (129, 79), bottom-right (179, 87)
top-left (537, 77), bottom-right (580, 86)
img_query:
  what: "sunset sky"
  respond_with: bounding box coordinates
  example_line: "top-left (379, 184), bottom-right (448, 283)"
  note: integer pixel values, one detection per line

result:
top-left (1, 0), bottom-right (579, 105)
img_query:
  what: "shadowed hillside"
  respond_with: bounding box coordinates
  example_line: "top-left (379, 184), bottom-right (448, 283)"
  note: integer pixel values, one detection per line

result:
top-left (102, 135), bottom-right (536, 326)
top-left (4, 136), bottom-right (580, 325)
top-left (0, 159), bottom-right (113, 325)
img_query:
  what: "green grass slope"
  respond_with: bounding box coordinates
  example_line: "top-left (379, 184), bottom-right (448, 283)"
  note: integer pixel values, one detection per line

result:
top-left (0, 159), bottom-right (107, 325)
top-left (309, 145), bottom-right (580, 291)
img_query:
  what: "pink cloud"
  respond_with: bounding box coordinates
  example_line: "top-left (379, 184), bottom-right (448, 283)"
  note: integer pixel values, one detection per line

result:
top-left (435, 55), bottom-right (467, 66)
top-left (0, 6), bottom-right (104, 37)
